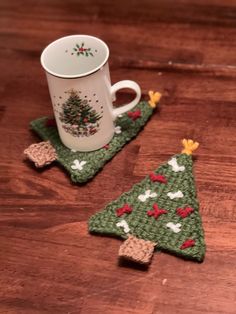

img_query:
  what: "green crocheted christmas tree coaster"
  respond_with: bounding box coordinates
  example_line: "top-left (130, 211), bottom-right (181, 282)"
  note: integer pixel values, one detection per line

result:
top-left (26, 101), bottom-right (155, 183)
top-left (89, 139), bottom-right (205, 265)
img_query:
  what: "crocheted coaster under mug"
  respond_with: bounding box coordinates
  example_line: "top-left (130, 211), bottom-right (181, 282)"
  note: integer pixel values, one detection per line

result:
top-left (24, 92), bottom-right (161, 183)
top-left (89, 139), bottom-right (206, 265)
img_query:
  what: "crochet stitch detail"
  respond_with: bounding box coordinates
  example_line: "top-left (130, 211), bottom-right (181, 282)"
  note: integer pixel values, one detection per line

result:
top-left (127, 109), bottom-right (141, 121)
top-left (177, 207), bottom-right (194, 218)
top-left (116, 204), bottom-right (133, 217)
top-left (149, 173), bottom-right (167, 183)
top-left (118, 235), bottom-right (156, 264)
top-left (181, 139), bottom-right (199, 155)
top-left (168, 157), bottom-right (185, 172)
top-left (166, 222), bottom-right (182, 233)
top-left (24, 141), bottom-right (57, 167)
top-left (148, 91), bottom-right (162, 108)
top-left (138, 190), bottom-right (157, 202)
top-left (116, 220), bottom-right (130, 233)
top-left (167, 191), bottom-right (184, 199)
top-left (147, 203), bottom-right (168, 219)
top-left (71, 160), bottom-right (87, 171)
top-left (180, 239), bottom-right (196, 250)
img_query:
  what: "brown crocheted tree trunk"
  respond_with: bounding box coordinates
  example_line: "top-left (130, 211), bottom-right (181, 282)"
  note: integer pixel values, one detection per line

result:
top-left (118, 235), bottom-right (156, 264)
top-left (24, 141), bottom-right (57, 168)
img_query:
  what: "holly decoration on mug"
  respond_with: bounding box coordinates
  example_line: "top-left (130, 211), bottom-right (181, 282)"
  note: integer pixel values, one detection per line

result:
top-left (72, 42), bottom-right (94, 57)
top-left (59, 89), bottom-right (102, 137)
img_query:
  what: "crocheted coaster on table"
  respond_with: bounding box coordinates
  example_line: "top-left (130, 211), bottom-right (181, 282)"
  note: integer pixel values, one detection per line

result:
top-left (89, 139), bottom-right (206, 266)
top-left (25, 100), bottom-right (157, 183)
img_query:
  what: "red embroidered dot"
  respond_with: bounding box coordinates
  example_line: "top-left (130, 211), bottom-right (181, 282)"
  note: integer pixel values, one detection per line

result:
top-left (45, 118), bottom-right (57, 127)
top-left (176, 207), bottom-right (194, 218)
top-left (116, 204), bottom-right (133, 217)
top-left (103, 144), bottom-right (110, 150)
top-left (127, 109), bottom-right (142, 121)
top-left (147, 203), bottom-right (168, 219)
top-left (180, 239), bottom-right (195, 250)
top-left (149, 173), bottom-right (167, 184)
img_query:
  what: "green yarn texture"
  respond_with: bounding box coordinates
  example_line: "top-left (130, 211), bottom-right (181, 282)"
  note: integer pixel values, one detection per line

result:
top-left (30, 101), bottom-right (153, 183)
top-left (89, 153), bottom-right (206, 262)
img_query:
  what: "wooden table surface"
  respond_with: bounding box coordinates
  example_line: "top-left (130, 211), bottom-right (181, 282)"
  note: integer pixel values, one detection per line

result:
top-left (1, 0), bottom-right (236, 313)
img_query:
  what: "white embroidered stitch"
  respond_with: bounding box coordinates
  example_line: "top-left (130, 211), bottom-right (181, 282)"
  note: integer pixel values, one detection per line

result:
top-left (138, 190), bottom-right (157, 202)
top-left (167, 191), bottom-right (183, 199)
top-left (114, 126), bottom-right (122, 134)
top-left (71, 159), bottom-right (87, 171)
top-left (166, 222), bottom-right (182, 233)
top-left (71, 149), bottom-right (77, 153)
top-left (116, 220), bottom-right (130, 233)
top-left (168, 157), bottom-right (185, 172)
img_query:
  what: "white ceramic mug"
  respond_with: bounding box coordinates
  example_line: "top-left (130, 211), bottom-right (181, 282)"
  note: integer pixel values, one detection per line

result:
top-left (40, 35), bottom-right (141, 152)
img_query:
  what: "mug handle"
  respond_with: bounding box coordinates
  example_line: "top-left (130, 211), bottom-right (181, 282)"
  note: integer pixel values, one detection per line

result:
top-left (110, 80), bottom-right (141, 120)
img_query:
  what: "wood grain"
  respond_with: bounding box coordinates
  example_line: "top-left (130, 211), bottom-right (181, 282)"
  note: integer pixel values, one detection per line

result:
top-left (0, 0), bottom-right (236, 313)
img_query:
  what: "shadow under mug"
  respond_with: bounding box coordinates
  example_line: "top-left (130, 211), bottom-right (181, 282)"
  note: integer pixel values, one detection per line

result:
top-left (40, 35), bottom-right (141, 152)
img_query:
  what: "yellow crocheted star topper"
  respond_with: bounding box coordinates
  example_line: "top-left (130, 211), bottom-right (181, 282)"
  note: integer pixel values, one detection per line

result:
top-left (148, 91), bottom-right (162, 108)
top-left (181, 139), bottom-right (199, 155)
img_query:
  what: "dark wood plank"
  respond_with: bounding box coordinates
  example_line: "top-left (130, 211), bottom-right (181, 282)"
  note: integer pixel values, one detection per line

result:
top-left (0, 0), bottom-right (236, 313)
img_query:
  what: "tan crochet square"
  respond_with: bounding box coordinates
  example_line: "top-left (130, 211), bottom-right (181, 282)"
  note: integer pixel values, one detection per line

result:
top-left (24, 141), bottom-right (57, 168)
top-left (119, 235), bottom-right (156, 264)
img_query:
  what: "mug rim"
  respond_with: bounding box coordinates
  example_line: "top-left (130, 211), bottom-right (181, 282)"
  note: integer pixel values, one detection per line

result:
top-left (40, 34), bottom-right (110, 79)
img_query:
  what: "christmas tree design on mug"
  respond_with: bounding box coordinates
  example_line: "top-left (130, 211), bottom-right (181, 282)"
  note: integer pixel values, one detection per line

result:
top-left (59, 89), bottom-right (102, 137)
